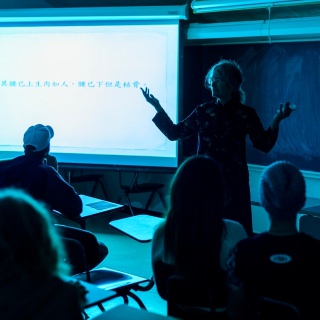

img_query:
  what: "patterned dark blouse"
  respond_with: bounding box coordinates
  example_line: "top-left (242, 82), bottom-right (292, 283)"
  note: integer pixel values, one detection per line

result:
top-left (153, 98), bottom-right (278, 183)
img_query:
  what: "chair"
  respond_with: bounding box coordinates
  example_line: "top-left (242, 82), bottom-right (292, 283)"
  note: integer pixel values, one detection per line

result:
top-left (118, 172), bottom-right (167, 215)
top-left (167, 275), bottom-right (228, 320)
top-left (70, 173), bottom-right (108, 200)
top-left (51, 195), bottom-right (125, 230)
top-left (63, 235), bottom-right (155, 311)
top-left (65, 276), bottom-right (118, 316)
top-left (299, 214), bottom-right (320, 240)
top-left (257, 296), bottom-right (301, 320)
top-left (153, 261), bottom-right (227, 320)
top-left (57, 224), bottom-right (109, 272)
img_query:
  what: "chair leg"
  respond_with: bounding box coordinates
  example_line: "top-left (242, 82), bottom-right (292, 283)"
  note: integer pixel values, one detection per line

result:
top-left (145, 191), bottom-right (157, 210)
top-left (126, 291), bottom-right (148, 310)
top-left (81, 310), bottom-right (89, 319)
top-left (97, 303), bottom-right (105, 312)
top-left (118, 192), bottom-right (135, 215)
top-left (157, 190), bottom-right (167, 210)
top-left (90, 178), bottom-right (109, 200)
top-left (85, 267), bottom-right (91, 282)
top-left (117, 191), bottom-right (125, 204)
top-left (98, 180), bottom-right (109, 200)
top-left (79, 220), bottom-right (87, 230)
top-left (145, 190), bottom-right (167, 211)
top-left (117, 289), bottom-right (148, 309)
top-left (125, 194), bottom-right (135, 216)
top-left (91, 180), bottom-right (99, 197)
top-left (121, 294), bottom-right (129, 304)
top-left (137, 277), bottom-right (155, 291)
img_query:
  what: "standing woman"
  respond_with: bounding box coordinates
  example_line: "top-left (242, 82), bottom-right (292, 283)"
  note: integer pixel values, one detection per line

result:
top-left (142, 59), bottom-right (294, 236)
top-left (152, 155), bottom-right (247, 314)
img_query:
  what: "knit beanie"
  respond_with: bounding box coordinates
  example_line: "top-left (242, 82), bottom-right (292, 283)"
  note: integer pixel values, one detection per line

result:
top-left (260, 161), bottom-right (306, 220)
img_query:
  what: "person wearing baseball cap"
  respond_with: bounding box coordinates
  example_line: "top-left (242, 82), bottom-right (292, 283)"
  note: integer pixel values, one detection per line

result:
top-left (0, 124), bottom-right (108, 272)
top-left (23, 124), bottom-right (54, 153)
top-left (0, 123), bottom-right (81, 216)
top-left (23, 124), bottom-right (58, 170)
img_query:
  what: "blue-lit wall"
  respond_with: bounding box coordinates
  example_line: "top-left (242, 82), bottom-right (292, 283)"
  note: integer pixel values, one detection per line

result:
top-left (182, 43), bottom-right (320, 173)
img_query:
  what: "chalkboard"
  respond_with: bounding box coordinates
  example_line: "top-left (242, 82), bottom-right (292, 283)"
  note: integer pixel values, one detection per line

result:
top-left (183, 42), bottom-right (320, 172)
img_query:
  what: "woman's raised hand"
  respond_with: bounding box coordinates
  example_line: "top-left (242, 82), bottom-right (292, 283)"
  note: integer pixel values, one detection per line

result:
top-left (140, 87), bottom-right (162, 112)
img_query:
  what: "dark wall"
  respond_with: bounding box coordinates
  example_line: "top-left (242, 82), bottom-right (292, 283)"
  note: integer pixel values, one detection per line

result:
top-left (182, 42), bottom-right (320, 172)
top-left (180, 45), bottom-right (205, 157)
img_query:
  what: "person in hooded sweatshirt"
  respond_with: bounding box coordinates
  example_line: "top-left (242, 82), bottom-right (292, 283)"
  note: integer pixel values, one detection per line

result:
top-left (0, 124), bottom-right (82, 216)
top-left (0, 124), bottom-right (108, 273)
top-left (0, 188), bottom-right (86, 320)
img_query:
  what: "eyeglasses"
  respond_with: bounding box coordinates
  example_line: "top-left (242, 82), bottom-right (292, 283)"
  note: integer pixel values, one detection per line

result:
top-left (208, 77), bottom-right (224, 85)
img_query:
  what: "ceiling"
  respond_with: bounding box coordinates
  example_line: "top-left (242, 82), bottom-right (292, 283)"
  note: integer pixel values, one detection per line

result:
top-left (1, 0), bottom-right (320, 21)
top-left (0, 0), bottom-right (188, 10)
top-left (1, 0), bottom-right (320, 44)
top-left (190, 4), bottom-right (320, 23)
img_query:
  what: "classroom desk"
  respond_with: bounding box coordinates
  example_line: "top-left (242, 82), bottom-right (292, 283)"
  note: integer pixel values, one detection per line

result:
top-left (299, 197), bottom-right (320, 216)
top-left (109, 214), bottom-right (164, 242)
top-left (90, 304), bottom-right (178, 320)
top-left (108, 198), bottom-right (320, 241)
top-left (82, 282), bottom-right (117, 309)
top-left (59, 164), bottom-right (174, 211)
top-left (251, 196), bottom-right (320, 217)
top-left (64, 277), bottom-right (117, 309)
top-left (52, 194), bottom-right (125, 229)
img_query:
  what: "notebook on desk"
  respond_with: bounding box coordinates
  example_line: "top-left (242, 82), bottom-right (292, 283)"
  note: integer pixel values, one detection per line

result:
top-left (79, 194), bottom-right (124, 217)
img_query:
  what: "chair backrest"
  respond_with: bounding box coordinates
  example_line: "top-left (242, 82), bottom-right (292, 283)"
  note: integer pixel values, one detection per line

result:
top-left (62, 237), bottom-right (91, 281)
top-left (167, 275), bottom-right (228, 320)
top-left (119, 171), bottom-right (139, 190)
top-left (152, 260), bottom-right (175, 300)
top-left (257, 296), bottom-right (301, 320)
top-left (299, 214), bottom-right (320, 240)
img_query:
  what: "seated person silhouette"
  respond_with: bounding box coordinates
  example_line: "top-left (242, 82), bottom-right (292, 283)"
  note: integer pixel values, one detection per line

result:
top-left (0, 124), bottom-right (108, 272)
top-left (0, 188), bottom-right (86, 320)
top-left (152, 155), bottom-right (247, 315)
top-left (0, 124), bottom-right (81, 216)
top-left (227, 160), bottom-right (320, 320)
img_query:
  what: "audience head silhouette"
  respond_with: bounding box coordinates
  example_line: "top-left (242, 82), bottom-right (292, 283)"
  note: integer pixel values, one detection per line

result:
top-left (0, 188), bottom-right (70, 279)
top-left (165, 155), bottom-right (226, 278)
top-left (0, 188), bottom-right (86, 319)
top-left (23, 124), bottom-right (54, 156)
top-left (227, 162), bottom-right (315, 320)
top-left (152, 155), bottom-right (247, 315)
top-left (260, 160), bottom-right (306, 221)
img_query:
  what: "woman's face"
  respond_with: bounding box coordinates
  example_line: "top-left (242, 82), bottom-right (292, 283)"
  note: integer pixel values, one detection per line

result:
top-left (209, 66), bottom-right (231, 102)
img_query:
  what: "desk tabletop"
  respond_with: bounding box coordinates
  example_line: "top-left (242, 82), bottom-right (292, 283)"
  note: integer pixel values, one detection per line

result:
top-left (79, 195), bottom-right (124, 218)
top-left (63, 277), bottom-right (117, 309)
top-left (109, 214), bottom-right (164, 242)
top-left (53, 195), bottom-right (125, 220)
